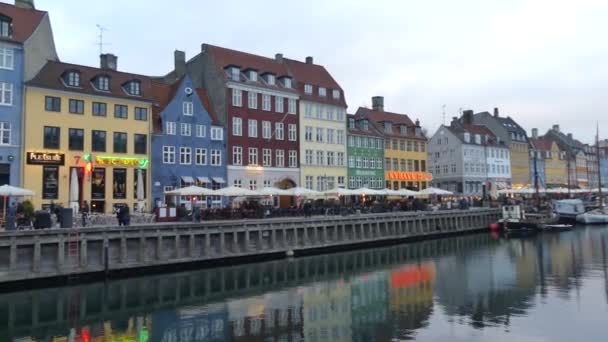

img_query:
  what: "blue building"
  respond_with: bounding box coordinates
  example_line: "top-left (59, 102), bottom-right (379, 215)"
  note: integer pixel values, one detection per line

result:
top-left (0, 1), bottom-right (57, 189)
top-left (151, 75), bottom-right (227, 208)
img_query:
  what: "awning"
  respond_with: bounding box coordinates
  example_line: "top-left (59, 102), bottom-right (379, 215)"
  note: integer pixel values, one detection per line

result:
top-left (197, 176), bottom-right (211, 183)
top-left (181, 176), bottom-right (195, 184)
top-left (212, 177), bottom-right (226, 184)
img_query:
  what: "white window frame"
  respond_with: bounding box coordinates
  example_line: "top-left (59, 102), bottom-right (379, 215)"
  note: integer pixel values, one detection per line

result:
top-left (183, 101), bottom-right (194, 116)
top-left (327, 129), bottom-right (335, 144)
top-left (289, 150), bottom-right (297, 167)
top-left (195, 148), bottom-right (207, 165)
top-left (179, 146), bottom-right (191, 165)
top-left (337, 152), bottom-right (344, 166)
top-left (0, 121), bottom-right (10, 145)
top-left (232, 89), bottom-right (242, 107)
top-left (262, 148), bottom-right (272, 166)
top-left (337, 130), bottom-right (344, 145)
top-left (0, 82), bottom-right (12, 106)
top-left (319, 87), bottom-right (326, 97)
top-left (248, 147), bottom-right (258, 165)
top-left (210, 149), bottom-right (221, 166)
top-left (332, 89), bottom-right (340, 99)
top-left (288, 99), bottom-right (296, 114)
top-left (180, 123), bottom-right (191, 136)
top-left (316, 128), bottom-right (323, 142)
top-left (248, 70), bottom-right (257, 82)
top-left (305, 150), bottom-right (313, 165)
top-left (233, 146), bottom-right (242, 165)
top-left (262, 94), bottom-right (271, 111)
top-left (305, 126), bottom-right (313, 142)
top-left (275, 123), bottom-right (284, 140)
top-left (165, 121), bottom-right (176, 135)
top-left (276, 149), bottom-right (285, 167)
top-left (0, 47), bottom-right (14, 70)
top-left (231, 67), bottom-right (240, 81)
top-left (266, 74), bottom-right (275, 85)
top-left (248, 119), bottom-right (258, 138)
top-left (232, 117), bottom-right (242, 136)
top-left (288, 124), bottom-right (297, 141)
top-left (248, 92), bottom-right (258, 109)
top-left (196, 124), bottom-right (206, 138)
top-left (283, 78), bottom-right (292, 88)
top-left (211, 127), bottom-right (223, 141)
top-left (275, 97), bottom-right (284, 113)
top-left (304, 84), bottom-right (313, 94)
top-left (262, 121), bottom-right (271, 139)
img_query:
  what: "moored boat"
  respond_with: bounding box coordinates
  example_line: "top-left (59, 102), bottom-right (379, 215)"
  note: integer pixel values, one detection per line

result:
top-left (553, 199), bottom-right (585, 223)
top-left (576, 207), bottom-right (608, 224)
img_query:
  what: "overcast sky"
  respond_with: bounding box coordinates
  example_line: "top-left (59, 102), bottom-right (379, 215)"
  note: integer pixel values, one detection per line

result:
top-left (26, 0), bottom-right (608, 143)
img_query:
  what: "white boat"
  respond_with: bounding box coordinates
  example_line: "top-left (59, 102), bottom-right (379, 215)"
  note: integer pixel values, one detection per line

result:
top-left (576, 207), bottom-right (608, 224)
top-left (553, 199), bottom-right (585, 222)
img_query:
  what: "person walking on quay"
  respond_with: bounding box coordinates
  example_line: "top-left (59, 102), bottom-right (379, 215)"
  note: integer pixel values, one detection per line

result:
top-left (81, 200), bottom-right (90, 227)
top-left (116, 205), bottom-right (124, 226)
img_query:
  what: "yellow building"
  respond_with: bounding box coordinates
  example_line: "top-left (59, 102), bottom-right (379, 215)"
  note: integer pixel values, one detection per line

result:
top-left (22, 56), bottom-right (153, 213)
top-left (532, 138), bottom-right (567, 186)
top-left (357, 97), bottom-right (431, 190)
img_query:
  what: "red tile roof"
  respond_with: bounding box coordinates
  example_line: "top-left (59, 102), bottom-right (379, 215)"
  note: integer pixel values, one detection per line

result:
top-left (0, 2), bottom-right (46, 44)
top-left (347, 114), bottom-right (384, 137)
top-left (355, 107), bottom-right (427, 140)
top-left (461, 123), bottom-right (496, 138)
top-left (150, 79), bottom-right (180, 133)
top-left (205, 44), bottom-right (289, 77)
top-left (195, 88), bottom-right (220, 125)
top-left (283, 58), bottom-right (347, 107)
top-left (530, 138), bottom-right (555, 151)
top-left (27, 60), bottom-right (155, 102)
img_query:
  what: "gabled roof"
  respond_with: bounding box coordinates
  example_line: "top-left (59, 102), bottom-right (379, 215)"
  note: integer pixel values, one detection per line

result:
top-left (356, 107), bottom-right (426, 140)
top-left (446, 123), bottom-right (505, 147)
top-left (347, 114), bottom-right (384, 137)
top-left (27, 60), bottom-right (155, 102)
top-left (0, 2), bottom-right (46, 44)
top-left (195, 88), bottom-right (220, 125)
top-left (529, 138), bottom-right (555, 151)
top-left (283, 57), bottom-right (346, 107)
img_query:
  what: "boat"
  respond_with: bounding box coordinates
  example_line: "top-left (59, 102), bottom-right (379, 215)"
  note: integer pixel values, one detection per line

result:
top-left (576, 207), bottom-right (608, 224)
top-left (541, 223), bottom-right (573, 232)
top-left (553, 199), bottom-right (585, 223)
top-left (499, 205), bottom-right (539, 233)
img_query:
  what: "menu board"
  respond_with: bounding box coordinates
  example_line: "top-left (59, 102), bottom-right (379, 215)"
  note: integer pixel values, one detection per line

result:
top-left (42, 166), bottom-right (59, 199)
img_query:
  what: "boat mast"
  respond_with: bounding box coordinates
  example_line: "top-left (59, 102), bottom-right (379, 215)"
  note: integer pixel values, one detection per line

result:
top-left (533, 145), bottom-right (540, 210)
top-left (597, 122), bottom-right (603, 207)
top-left (567, 153), bottom-right (572, 198)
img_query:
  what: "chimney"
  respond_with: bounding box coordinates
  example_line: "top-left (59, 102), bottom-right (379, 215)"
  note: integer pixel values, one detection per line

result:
top-left (305, 56), bottom-right (314, 64)
top-left (100, 53), bottom-right (117, 71)
top-left (493, 107), bottom-right (499, 117)
top-left (15, 0), bottom-right (35, 9)
top-left (532, 128), bottom-right (538, 139)
top-left (462, 109), bottom-right (474, 124)
top-left (451, 117), bottom-right (458, 127)
top-left (371, 96), bottom-right (384, 112)
top-left (567, 133), bottom-right (573, 140)
top-left (552, 124), bottom-right (560, 132)
top-left (174, 50), bottom-right (186, 77)
top-left (275, 53), bottom-right (283, 63)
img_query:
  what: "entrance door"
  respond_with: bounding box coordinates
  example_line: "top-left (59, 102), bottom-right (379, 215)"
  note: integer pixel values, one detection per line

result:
top-left (277, 178), bottom-right (296, 208)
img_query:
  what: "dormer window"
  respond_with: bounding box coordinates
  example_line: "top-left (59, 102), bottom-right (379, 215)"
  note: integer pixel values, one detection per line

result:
top-left (475, 134), bottom-right (481, 144)
top-left (248, 70), bottom-right (257, 82)
top-left (384, 122), bottom-right (392, 133)
top-left (97, 76), bottom-right (110, 91)
top-left (415, 127), bottom-right (421, 137)
top-left (231, 67), bottom-right (240, 81)
top-left (332, 89), bottom-right (340, 99)
top-left (283, 78), bottom-right (292, 88)
top-left (400, 126), bottom-right (408, 136)
top-left (348, 118), bottom-right (355, 129)
top-left (0, 15), bottom-right (12, 38)
top-left (361, 120), bottom-right (369, 130)
top-left (126, 80), bottom-right (141, 96)
top-left (266, 74), bottom-right (276, 85)
top-left (66, 71), bottom-right (80, 87)
top-left (304, 84), bottom-right (313, 94)
top-left (464, 132), bottom-right (471, 143)
top-left (319, 87), bottom-right (326, 97)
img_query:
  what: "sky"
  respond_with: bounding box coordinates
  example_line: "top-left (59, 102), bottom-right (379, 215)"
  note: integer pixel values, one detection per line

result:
top-left (22, 0), bottom-right (608, 143)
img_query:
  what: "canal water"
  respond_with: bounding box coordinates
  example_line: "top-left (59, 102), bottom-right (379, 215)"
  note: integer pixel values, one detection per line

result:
top-left (2, 226), bottom-right (608, 342)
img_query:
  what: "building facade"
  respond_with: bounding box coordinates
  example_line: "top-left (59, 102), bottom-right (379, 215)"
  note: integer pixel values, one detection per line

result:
top-left (545, 125), bottom-right (587, 188)
top-left (346, 114), bottom-right (384, 189)
top-left (583, 144), bottom-right (599, 189)
top-left (151, 75), bottom-right (226, 209)
top-left (23, 55), bottom-right (153, 213)
top-left (529, 133), bottom-right (567, 188)
top-left (0, 1), bottom-right (57, 190)
top-left (357, 97), bottom-right (430, 191)
top-left (284, 56), bottom-right (347, 191)
top-left (470, 108), bottom-right (529, 188)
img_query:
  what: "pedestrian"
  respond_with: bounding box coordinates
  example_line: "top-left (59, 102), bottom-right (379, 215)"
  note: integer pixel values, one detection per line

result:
top-left (6, 202), bottom-right (17, 231)
top-left (116, 205), bottom-right (124, 226)
top-left (81, 200), bottom-right (90, 227)
top-left (122, 205), bottom-right (131, 226)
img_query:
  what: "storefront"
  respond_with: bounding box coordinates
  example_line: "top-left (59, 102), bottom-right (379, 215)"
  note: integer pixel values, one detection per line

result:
top-left (385, 171), bottom-right (432, 191)
top-left (227, 166), bottom-right (298, 207)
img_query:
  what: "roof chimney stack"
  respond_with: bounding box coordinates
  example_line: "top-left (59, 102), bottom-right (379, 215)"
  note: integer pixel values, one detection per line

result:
top-left (305, 56), bottom-right (314, 64)
top-left (100, 53), bottom-right (117, 71)
top-left (462, 109), bottom-right (474, 124)
top-left (371, 96), bottom-right (384, 112)
top-left (552, 124), bottom-right (560, 132)
top-left (275, 53), bottom-right (283, 63)
top-left (567, 133), bottom-right (573, 140)
top-left (532, 128), bottom-right (538, 139)
top-left (15, 0), bottom-right (35, 9)
top-left (174, 50), bottom-right (186, 77)
top-left (493, 107), bottom-right (499, 117)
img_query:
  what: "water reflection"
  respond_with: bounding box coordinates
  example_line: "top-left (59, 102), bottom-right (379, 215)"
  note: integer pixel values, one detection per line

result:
top-left (3, 226), bottom-right (608, 341)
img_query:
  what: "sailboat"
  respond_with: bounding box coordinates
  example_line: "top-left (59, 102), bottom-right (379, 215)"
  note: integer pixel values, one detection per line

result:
top-left (577, 123), bottom-right (608, 224)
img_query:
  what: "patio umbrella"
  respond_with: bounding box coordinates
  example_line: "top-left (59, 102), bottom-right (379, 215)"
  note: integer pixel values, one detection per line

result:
top-left (323, 187), bottom-right (355, 197)
top-left (213, 186), bottom-right (257, 197)
top-left (396, 188), bottom-right (420, 197)
top-left (381, 188), bottom-right (402, 196)
top-left (286, 187), bottom-right (322, 198)
top-left (164, 185), bottom-right (215, 196)
top-left (258, 187), bottom-right (291, 196)
top-left (0, 184), bottom-right (35, 224)
top-left (136, 169), bottom-right (145, 212)
top-left (350, 187), bottom-right (384, 196)
top-left (418, 187), bottom-right (453, 196)
top-left (69, 168), bottom-right (79, 213)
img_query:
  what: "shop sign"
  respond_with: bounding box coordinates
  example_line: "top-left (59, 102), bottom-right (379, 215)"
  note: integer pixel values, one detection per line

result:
top-left (94, 155), bottom-right (149, 168)
top-left (26, 152), bottom-right (65, 166)
top-left (386, 171), bottom-right (432, 181)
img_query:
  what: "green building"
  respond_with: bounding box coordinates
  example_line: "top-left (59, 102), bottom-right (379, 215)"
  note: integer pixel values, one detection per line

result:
top-left (347, 114), bottom-right (385, 189)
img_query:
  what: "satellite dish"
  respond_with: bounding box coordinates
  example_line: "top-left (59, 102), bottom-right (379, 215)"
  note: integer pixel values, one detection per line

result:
top-left (185, 87), bottom-right (193, 96)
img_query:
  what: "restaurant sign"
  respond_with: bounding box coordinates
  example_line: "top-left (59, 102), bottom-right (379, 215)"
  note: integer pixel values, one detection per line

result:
top-left (386, 171), bottom-right (432, 181)
top-left (26, 152), bottom-right (65, 166)
top-left (94, 155), bottom-right (149, 168)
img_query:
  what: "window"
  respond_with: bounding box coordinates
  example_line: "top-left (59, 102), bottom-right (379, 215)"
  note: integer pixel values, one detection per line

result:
top-left (288, 124), bottom-right (297, 141)
top-left (262, 121), bottom-right (271, 139)
top-left (248, 119), bottom-right (258, 137)
top-left (392, 139), bottom-right (398, 150)
top-left (289, 150), bottom-right (297, 167)
top-left (181, 101), bottom-right (193, 116)
top-left (262, 94), bottom-right (271, 111)
top-left (348, 136), bottom-right (354, 147)
top-left (196, 124), bottom-right (206, 138)
top-left (305, 126), bottom-right (313, 141)
top-left (275, 97), bottom-right (284, 113)
top-left (0, 121), bottom-right (10, 145)
top-left (266, 74), bottom-right (275, 85)
top-left (248, 92), bottom-right (258, 109)
top-left (211, 127), bottom-right (223, 140)
top-left (233, 179), bottom-right (242, 188)
top-left (166, 121), bottom-right (176, 135)
top-left (283, 78), bottom-right (292, 88)
top-left (356, 157), bottom-right (362, 168)
top-left (211, 149), bottom-right (221, 166)
top-left (337, 130), bottom-right (344, 144)
top-left (68, 128), bottom-right (84, 150)
top-left (327, 129), bottom-right (335, 144)
top-left (0, 47), bottom-right (13, 69)
top-left (248, 147), bottom-right (258, 165)
top-left (332, 89), bottom-right (340, 99)
top-left (385, 158), bottom-right (391, 170)
top-left (163, 146), bottom-right (175, 164)
top-left (44, 126), bottom-right (60, 149)
top-left (316, 151), bottom-right (324, 165)
top-left (248, 70), bottom-right (257, 82)
top-left (92, 130), bottom-right (106, 152)
top-left (305, 84), bottom-right (313, 94)
top-left (305, 150), bottom-right (313, 165)
top-left (288, 99), bottom-right (296, 114)
top-left (384, 122), bottom-right (392, 133)
top-left (114, 105), bottom-right (128, 119)
top-left (92, 102), bottom-right (107, 116)
top-left (134, 134), bottom-right (147, 154)
top-left (327, 152), bottom-right (335, 166)
top-left (263, 148), bottom-right (272, 166)
top-left (319, 87), bottom-right (326, 96)
top-left (231, 67), bottom-right (240, 81)
top-left (305, 176), bottom-right (313, 190)
top-left (45, 96), bottom-right (61, 112)
top-left (249, 180), bottom-right (257, 190)
top-left (232, 89), bottom-right (242, 107)
top-left (97, 76), bottom-right (109, 91)
top-left (276, 149), bottom-right (285, 167)
top-left (128, 81), bottom-right (141, 95)
top-left (232, 146), bottom-right (242, 165)
top-left (316, 128), bottom-right (324, 142)
top-left (274, 123), bottom-right (284, 140)
top-left (68, 99), bottom-right (84, 114)
top-left (135, 107), bottom-right (148, 121)
top-left (0, 82), bottom-right (12, 106)
top-left (0, 17), bottom-right (11, 38)
top-left (348, 156), bottom-right (355, 168)
top-left (180, 147), bottom-right (191, 164)
top-left (180, 123), bottom-right (191, 136)
top-left (67, 71), bottom-right (80, 87)
top-left (232, 117), bottom-right (242, 136)
top-left (113, 132), bottom-right (127, 153)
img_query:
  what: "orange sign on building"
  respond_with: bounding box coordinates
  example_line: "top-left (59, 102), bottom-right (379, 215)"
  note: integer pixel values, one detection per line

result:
top-left (386, 171), bottom-right (432, 182)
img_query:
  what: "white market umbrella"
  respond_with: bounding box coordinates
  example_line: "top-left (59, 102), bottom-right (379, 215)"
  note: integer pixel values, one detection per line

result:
top-left (350, 187), bottom-right (384, 196)
top-left (286, 187), bottom-right (322, 198)
top-left (69, 168), bottom-right (79, 213)
top-left (323, 187), bottom-right (356, 197)
top-left (258, 187), bottom-right (291, 196)
top-left (164, 185), bottom-right (215, 196)
top-left (381, 188), bottom-right (402, 196)
top-left (136, 169), bottom-right (145, 212)
top-left (396, 188), bottom-right (420, 197)
top-left (214, 186), bottom-right (257, 197)
top-left (0, 184), bottom-right (35, 225)
top-left (419, 187), bottom-right (453, 196)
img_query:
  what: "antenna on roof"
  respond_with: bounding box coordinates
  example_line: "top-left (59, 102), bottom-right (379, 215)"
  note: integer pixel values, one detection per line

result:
top-left (442, 104), bottom-right (446, 125)
top-left (95, 24), bottom-right (111, 55)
